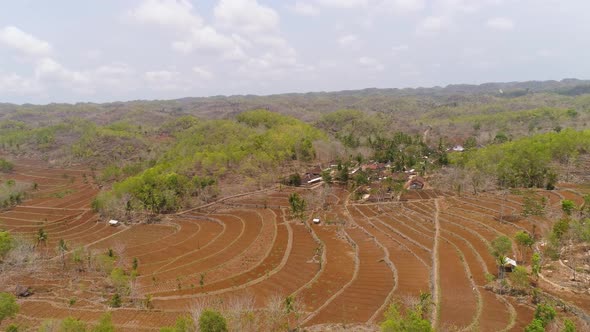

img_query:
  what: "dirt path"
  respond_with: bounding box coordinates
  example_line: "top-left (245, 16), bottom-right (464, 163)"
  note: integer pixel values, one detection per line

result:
top-left (432, 198), bottom-right (441, 330)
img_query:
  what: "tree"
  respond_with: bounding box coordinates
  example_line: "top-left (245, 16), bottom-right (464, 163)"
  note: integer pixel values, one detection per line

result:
top-left (199, 310), bottom-right (228, 332)
top-left (0, 231), bottom-right (13, 259)
top-left (93, 313), bottom-right (115, 332)
top-left (514, 231), bottom-right (534, 263)
top-left (288, 192), bottom-right (306, 220)
top-left (0, 292), bottom-right (19, 324)
top-left (490, 236), bottom-right (513, 279)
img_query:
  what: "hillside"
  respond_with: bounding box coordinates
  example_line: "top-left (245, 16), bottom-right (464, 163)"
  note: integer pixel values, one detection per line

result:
top-left (1, 80), bottom-right (590, 331)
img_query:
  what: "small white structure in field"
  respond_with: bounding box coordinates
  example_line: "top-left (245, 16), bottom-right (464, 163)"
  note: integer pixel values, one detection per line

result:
top-left (307, 177), bottom-right (322, 184)
top-left (108, 219), bottom-right (119, 226)
top-left (504, 257), bottom-right (517, 267)
top-left (312, 218), bottom-right (321, 224)
top-left (452, 145), bottom-right (465, 152)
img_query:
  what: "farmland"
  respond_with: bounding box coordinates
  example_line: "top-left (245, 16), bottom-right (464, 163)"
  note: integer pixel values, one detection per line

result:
top-left (1, 159), bottom-right (589, 331)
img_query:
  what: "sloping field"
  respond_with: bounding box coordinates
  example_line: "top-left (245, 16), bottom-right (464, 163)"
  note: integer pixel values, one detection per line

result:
top-left (1, 159), bottom-right (588, 330)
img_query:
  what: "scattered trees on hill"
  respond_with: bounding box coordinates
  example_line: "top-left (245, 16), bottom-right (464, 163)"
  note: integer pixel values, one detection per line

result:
top-left (453, 129), bottom-right (590, 189)
top-left (514, 231), bottom-right (534, 263)
top-left (93, 110), bottom-right (325, 219)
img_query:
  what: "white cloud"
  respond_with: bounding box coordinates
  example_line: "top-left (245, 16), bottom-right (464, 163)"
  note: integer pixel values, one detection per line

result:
top-left (0, 72), bottom-right (41, 94)
top-left (391, 44), bottom-right (409, 54)
top-left (359, 56), bottom-right (385, 71)
top-left (128, 0), bottom-right (200, 30)
top-left (486, 17), bottom-right (514, 30)
top-left (0, 26), bottom-right (52, 57)
top-left (317, 0), bottom-right (368, 9)
top-left (290, 2), bottom-right (320, 16)
top-left (172, 26), bottom-right (242, 57)
top-left (35, 58), bottom-right (89, 85)
top-left (192, 66), bottom-right (214, 80)
top-left (338, 34), bottom-right (360, 48)
top-left (379, 0), bottom-right (425, 13)
top-left (215, 0), bottom-right (279, 34)
top-left (417, 16), bottom-right (450, 35)
top-left (144, 70), bottom-right (178, 82)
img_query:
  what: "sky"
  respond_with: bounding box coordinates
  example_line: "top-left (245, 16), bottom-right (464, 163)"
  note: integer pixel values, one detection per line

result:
top-left (1, 0), bottom-right (589, 104)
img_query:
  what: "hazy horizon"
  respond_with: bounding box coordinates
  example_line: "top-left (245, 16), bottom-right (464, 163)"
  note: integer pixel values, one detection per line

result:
top-left (1, 0), bottom-right (589, 104)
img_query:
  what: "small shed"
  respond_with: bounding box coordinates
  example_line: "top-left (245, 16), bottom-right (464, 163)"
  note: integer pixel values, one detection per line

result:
top-left (406, 176), bottom-right (425, 190)
top-left (504, 257), bottom-right (517, 272)
top-left (108, 219), bottom-right (119, 226)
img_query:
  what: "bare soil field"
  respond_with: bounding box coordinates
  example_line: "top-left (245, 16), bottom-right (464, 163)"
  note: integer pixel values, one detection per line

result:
top-left (1, 160), bottom-right (589, 330)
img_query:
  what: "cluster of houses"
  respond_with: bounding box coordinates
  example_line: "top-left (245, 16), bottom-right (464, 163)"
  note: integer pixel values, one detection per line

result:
top-left (302, 161), bottom-right (427, 202)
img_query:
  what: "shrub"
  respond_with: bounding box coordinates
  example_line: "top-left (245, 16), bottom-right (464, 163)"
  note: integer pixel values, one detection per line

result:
top-left (199, 310), bottom-right (228, 332)
top-left (60, 316), bottom-right (87, 332)
top-left (0, 231), bottom-right (14, 258)
top-left (93, 312), bottom-right (115, 332)
top-left (562, 200), bottom-right (576, 216)
top-left (0, 158), bottom-right (13, 172)
top-left (0, 292), bottom-right (19, 323)
top-left (524, 318), bottom-right (545, 332)
top-left (534, 303), bottom-right (556, 327)
top-left (109, 293), bottom-right (122, 308)
top-left (563, 319), bottom-right (576, 332)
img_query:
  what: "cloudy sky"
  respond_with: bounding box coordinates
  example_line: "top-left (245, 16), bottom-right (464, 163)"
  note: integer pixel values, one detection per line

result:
top-left (1, 0), bottom-right (589, 104)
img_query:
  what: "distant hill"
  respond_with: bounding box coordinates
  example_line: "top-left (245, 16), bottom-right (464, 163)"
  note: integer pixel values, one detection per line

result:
top-left (1, 79), bottom-right (590, 125)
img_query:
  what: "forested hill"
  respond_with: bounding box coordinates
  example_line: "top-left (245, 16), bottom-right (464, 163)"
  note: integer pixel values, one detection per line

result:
top-left (1, 79), bottom-right (589, 125)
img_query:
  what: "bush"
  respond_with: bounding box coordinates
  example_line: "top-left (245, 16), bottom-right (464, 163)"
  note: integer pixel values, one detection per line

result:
top-left (60, 316), bottom-right (87, 332)
top-left (562, 200), bottom-right (576, 216)
top-left (524, 318), bottom-right (545, 332)
top-left (93, 312), bottom-right (115, 332)
top-left (199, 310), bottom-right (228, 332)
top-left (109, 293), bottom-right (122, 308)
top-left (563, 318), bottom-right (576, 332)
top-left (6, 323), bottom-right (19, 332)
top-left (0, 231), bottom-right (14, 258)
top-left (0, 292), bottom-right (19, 323)
top-left (380, 302), bottom-right (432, 332)
top-left (0, 158), bottom-right (13, 172)
top-left (534, 303), bottom-right (556, 327)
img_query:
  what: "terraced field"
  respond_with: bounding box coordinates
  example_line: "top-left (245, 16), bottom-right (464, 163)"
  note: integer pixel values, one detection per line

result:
top-left (1, 160), bottom-right (588, 330)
